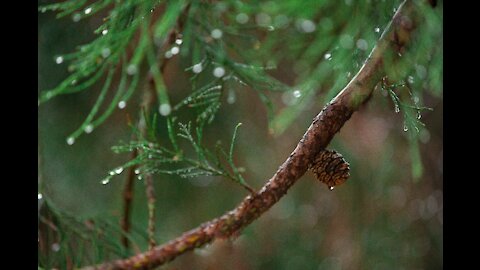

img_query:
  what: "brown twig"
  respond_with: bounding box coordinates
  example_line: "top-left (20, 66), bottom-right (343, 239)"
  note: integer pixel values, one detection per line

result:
top-left (83, 1), bottom-right (429, 269)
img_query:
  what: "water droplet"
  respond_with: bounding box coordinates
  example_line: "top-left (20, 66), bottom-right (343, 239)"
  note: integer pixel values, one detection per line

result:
top-left (339, 34), bottom-right (353, 49)
top-left (192, 63), bottom-right (203, 74)
top-left (266, 25), bottom-right (275, 31)
top-left (118, 101), bottom-right (126, 109)
top-left (84, 124), bottom-right (94, 134)
top-left (164, 50), bottom-right (173, 59)
top-left (175, 38), bottom-right (183, 45)
top-left (115, 167), bottom-right (124, 174)
top-left (101, 178), bottom-right (110, 185)
top-left (159, 103), bottom-right (172, 116)
top-left (101, 48), bottom-right (111, 58)
top-left (415, 65), bottom-right (427, 79)
top-left (298, 19), bottom-right (316, 33)
top-left (134, 169), bottom-right (140, 175)
top-left (51, 243), bottom-right (61, 252)
top-left (137, 176), bottom-right (143, 180)
top-left (102, 29), bottom-right (108, 35)
top-left (236, 13), bottom-right (249, 24)
top-left (407, 76), bottom-right (414, 84)
top-left (227, 89), bottom-right (236, 104)
top-left (324, 52), bottom-right (332, 60)
top-left (211, 29), bottom-right (223, 39)
top-left (127, 65), bottom-right (138, 75)
top-left (170, 46), bottom-right (180, 55)
top-left (72, 13), bottom-right (81, 22)
top-left (293, 90), bottom-right (302, 98)
top-left (109, 171), bottom-right (115, 176)
top-left (38, 193), bottom-right (43, 200)
top-left (374, 27), bottom-right (381, 33)
top-left (66, 137), bottom-right (75, 145)
top-left (395, 105), bottom-right (400, 113)
top-left (71, 79), bottom-right (77, 85)
top-left (329, 186), bottom-right (335, 191)
top-left (55, 56), bottom-right (64, 64)
top-left (403, 124), bottom-right (408, 132)
top-left (84, 7), bottom-right (92, 15)
top-left (213, 67), bottom-right (226, 78)
top-left (417, 112), bottom-right (422, 119)
top-left (356, 39), bottom-right (368, 51)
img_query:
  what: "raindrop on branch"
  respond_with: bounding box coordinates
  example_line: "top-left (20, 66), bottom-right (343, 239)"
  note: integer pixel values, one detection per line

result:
top-left (211, 29), bottom-right (223, 39)
top-left (115, 167), bottom-right (124, 174)
top-left (101, 178), bottom-right (110, 185)
top-left (192, 63), bottom-right (203, 74)
top-left (55, 56), bottom-right (64, 64)
top-left (84, 7), bottom-right (92, 15)
top-left (66, 137), bottom-right (75, 145)
top-left (118, 101), bottom-right (126, 109)
top-left (213, 67), bottom-right (226, 78)
top-left (159, 103), bottom-right (172, 116)
top-left (84, 125), bottom-right (94, 134)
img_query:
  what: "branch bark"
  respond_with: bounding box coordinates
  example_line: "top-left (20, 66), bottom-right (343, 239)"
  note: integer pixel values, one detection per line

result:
top-left (83, 0), bottom-right (430, 269)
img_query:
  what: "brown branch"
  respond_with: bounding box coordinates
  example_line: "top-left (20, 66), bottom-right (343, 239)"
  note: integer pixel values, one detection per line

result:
top-left (83, 1), bottom-right (429, 269)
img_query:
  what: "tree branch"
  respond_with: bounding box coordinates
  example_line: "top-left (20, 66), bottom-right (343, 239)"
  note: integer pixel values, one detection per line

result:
top-left (83, 0), bottom-right (429, 269)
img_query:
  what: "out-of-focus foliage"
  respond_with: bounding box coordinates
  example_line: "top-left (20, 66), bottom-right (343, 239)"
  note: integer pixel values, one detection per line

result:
top-left (38, 0), bottom-right (442, 269)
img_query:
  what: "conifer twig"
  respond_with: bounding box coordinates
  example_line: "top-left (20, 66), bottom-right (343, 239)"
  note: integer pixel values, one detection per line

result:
top-left (120, 2), bottom-right (192, 251)
top-left (83, 1), bottom-right (431, 269)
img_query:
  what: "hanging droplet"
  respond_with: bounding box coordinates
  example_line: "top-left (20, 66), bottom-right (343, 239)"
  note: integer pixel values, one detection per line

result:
top-left (300, 19), bottom-right (316, 33)
top-left (417, 112), bottom-right (422, 119)
top-left (115, 167), bottom-right (124, 174)
top-left (84, 7), bottom-right (92, 15)
top-left (101, 48), bottom-right (111, 58)
top-left (213, 67), bottom-right (226, 78)
top-left (211, 29), bottom-right (223, 39)
top-left (51, 243), bottom-right (61, 252)
top-left (38, 193), bottom-right (43, 200)
top-left (102, 29), bottom-right (108, 35)
top-left (329, 186), bottom-right (335, 191)
top-left (374, 27), bottom-right (381, 33)
top-left (164, 50), bottom-right (173, 59)
top-left (407, 76), bottom-right (414, 84)
top-left (170, 46), bottom-right (180, 55)
top-left (118, 101), bottom-right (126, 109)
top-left (66, 137), bottom-right (75, 145)
top-left (175, 38), bottom-right (183, 45)
top-left (109, 171), bottom-right (115, 176)
top-left (101, 178), bottom-right (110, 185)
top-left (394, 105), bottom-right (400, 113)
top-left (192, 63), bottom-right (203, 74)
top-left (134, 169), bottom-right (140, 175)
top-left (55, 56), bottom-right (64, 64)
top-left (236, 13), bottom-right (249, 24)
top-left (84, 124), bottom-right (94, 134)
top-left (293, 90), bottom-right (302, 98)
top-left (159, 103), bottom-right (172, 116)
top-left (72, 13), bottom-right (81, 22)
top-left (227, 89), bottom-right (236, 104)
top-left (324, 52), bottom-right (332, 60)
top-left (137, 176), bottom-right (143, 180)
top-left (127, 65), bottom-right (138, 75)
top-left (403, 124), bottom-right (408, 132)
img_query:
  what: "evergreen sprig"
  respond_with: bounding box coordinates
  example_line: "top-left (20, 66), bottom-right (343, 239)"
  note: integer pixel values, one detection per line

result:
top-left (104, 121), bottom-right (254, 193)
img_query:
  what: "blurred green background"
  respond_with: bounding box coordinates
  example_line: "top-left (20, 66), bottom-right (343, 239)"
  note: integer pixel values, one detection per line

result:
top-left (38, 1), bottom-right (442, 269)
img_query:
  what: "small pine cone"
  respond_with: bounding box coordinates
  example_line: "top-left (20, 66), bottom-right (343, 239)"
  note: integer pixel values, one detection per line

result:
top-left (308, 149), bottom-right (350, 189)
